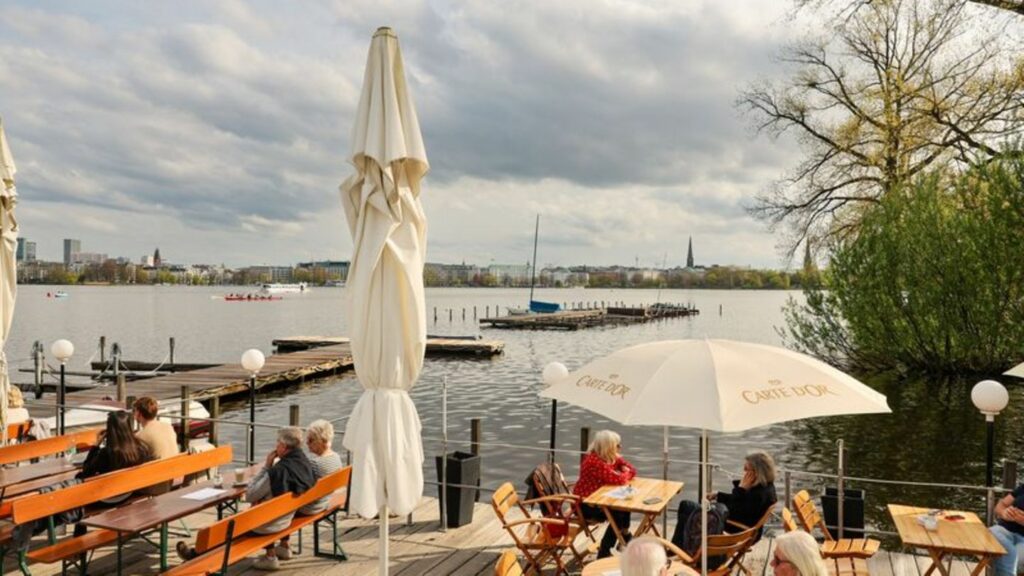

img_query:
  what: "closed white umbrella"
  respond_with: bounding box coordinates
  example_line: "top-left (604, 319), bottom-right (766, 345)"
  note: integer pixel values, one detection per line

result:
top-left (0, 117), bottom-right (18, 440)
top-left (540, 339), bottom-right (890, 574)
top-left (340, 27), bottom-right (428, 576)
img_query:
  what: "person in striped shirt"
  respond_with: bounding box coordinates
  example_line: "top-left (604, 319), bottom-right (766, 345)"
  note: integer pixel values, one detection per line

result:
top-left (265, 419), bottom-right (344, 568)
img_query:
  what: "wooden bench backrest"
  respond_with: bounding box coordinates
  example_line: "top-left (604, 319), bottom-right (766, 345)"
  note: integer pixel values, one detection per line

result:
top-left (0, 428), bottom-right (101, 466)
top-left (5, 421), bottom-right (31, 441)
top-left (195, 466), bottom-right (351, 553)
top-left (12, 445), bottom-right (232, 524)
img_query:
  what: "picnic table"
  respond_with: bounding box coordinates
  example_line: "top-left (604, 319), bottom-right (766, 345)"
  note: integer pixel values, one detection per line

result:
top-left (583, 477), bottom-right (684, 548)
top-left (0, 458), bottom-right (79, 497)
top-left (888, 504), bottom-right (1005, 576)
top-left (82, 465), bottom-right (259, 573)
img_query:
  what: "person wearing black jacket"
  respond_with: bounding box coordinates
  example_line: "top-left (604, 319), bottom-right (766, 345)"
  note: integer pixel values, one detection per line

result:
top-left (671, 451), bottom-right (778, 553)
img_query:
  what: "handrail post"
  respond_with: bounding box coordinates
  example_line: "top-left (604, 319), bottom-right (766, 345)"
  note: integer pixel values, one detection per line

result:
top-left (440, 376), bottom-right (448, 532)
top-left (837, 439), bottom-right (845, 539)
top-left (987, 487), bottom-right (995, 525)
top-left (784, 470), bottom-right (792, 512)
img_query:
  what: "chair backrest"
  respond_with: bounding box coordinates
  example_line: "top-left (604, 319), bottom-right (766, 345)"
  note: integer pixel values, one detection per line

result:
top-left (195, 466), bottom-right (352, 553)
top-left (528, 462), bottom-right (572, 518)
top-left (6, 421), bottom-right (31, 442)
top-left (494, 549), bottom-right (524, 576)
top-left (781, 507), bottom-right (798, 532)
top-left (12, 445), bottom-right (232, 524)
top-left (0, 428), bottom-right (101, 466)
top-left (706, 525), bottom-right (759, 558)
top-left (492, 482), bottom-right (522, 522)
top-left (792, 490), bottom-right (831, 539)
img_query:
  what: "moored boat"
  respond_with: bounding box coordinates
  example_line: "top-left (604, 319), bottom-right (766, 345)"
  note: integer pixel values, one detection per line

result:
top-left (260, 282), bottom-right (308, 294)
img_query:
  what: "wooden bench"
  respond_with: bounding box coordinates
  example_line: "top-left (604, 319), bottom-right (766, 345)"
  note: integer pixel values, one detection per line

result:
top-left (0, 428), bottom-right (100, 467)
top-left (4, 445), bottom-right (232, 575)
top-left (164, 466), bottom-right (352, 576)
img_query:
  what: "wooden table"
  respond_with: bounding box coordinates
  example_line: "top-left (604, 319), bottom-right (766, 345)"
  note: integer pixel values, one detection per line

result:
top-left (582, 556), bottom-right (696, 576)
top-left (0, 458), bottom-right (79, 496)
top-left (584, 477), bottom-right (684, 547)
top-left (83, 465), bottom-right (259, 574)
top-left (889, 504), bottom-right (1006, 576)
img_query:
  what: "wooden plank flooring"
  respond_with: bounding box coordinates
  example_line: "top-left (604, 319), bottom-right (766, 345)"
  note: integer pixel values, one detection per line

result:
top-left (5, 496), bottom-right (981, 576)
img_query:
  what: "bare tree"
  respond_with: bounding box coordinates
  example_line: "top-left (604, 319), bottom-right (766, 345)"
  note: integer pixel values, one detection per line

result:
top-left (739, 0), bottom-right (1024, 253)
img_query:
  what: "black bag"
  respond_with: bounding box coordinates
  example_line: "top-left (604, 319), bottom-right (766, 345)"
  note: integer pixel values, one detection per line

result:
top-left (682, 502), bottom-right (728, 555)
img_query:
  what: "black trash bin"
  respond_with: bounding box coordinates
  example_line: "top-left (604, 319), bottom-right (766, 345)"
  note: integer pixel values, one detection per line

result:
top-left (435, 451), bottom-right (481, 528)
top-left (821, 487), bottom-right (865, 538)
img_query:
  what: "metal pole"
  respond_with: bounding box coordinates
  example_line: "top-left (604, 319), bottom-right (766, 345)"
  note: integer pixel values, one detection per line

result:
top-left (700, 429), bottom-right (708, 576)
top-left (58, 363), bottom-right (66, 435)
top-left (837, 439), bottom-right (845, 539)
top-left (248, 374), bottom-right (256, 465)
top-left (662, 425), bottom-right (669, 536)
top-left (441, 376), bottom-right (448, 532)
top-left (986, 417), bottom-right (995, 489)
top-left (549, 400), bottom-right (557, 466)
top-left (528, 214), bottom-right (539, 304)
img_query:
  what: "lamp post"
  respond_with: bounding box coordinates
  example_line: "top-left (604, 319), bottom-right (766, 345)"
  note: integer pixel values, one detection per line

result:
top-left (241, 349), bottom-right (265, 465)
top-left (542, 362), bottom-right (569, 466)
top-left (971, 379), bottom-right (1009, 489)
top-left (51, 340), bottom-right (74, 435)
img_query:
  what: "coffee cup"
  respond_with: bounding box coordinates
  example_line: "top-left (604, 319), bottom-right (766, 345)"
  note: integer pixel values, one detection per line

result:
top-left (923, 516), bottom-right (938, 531)
top-left (234, 469), bottom-right (245, 484)
top-left (212, 474), bottom-right (223, 488)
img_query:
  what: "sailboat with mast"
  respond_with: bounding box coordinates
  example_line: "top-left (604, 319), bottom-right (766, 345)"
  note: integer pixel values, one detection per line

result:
top-left (524, 215), bottom-right (561, 314)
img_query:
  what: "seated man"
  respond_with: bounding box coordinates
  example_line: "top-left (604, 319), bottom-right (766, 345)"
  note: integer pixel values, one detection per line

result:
top-left (133, 396), bottom-right (179, 459)
top-left (179, 427), bottom-right (314, 571)
top-left (990, 484), bottom-right (1024, 576)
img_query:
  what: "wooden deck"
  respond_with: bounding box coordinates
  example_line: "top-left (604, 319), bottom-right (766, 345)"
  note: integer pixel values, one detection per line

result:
top-left (7, 496), bottom-right (984, 576)
top-left (480, 305), bottom-right (699, 331)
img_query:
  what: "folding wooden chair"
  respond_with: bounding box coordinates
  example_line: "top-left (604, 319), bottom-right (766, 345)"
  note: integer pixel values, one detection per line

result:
top-left (725, 505), bottom-right (776, 575)
top-left (660, 525), bottom-right (761, 576)
top-left (490, 482), bottom-right (590, 575)
top-left (781, 507), bottom-right (799, 532)
top-left (792, 490), bottom-right (880, 558)
top-left (527, 462), bottom-right (600, 544)
top-left (494, 549), bottom-right (525, 576)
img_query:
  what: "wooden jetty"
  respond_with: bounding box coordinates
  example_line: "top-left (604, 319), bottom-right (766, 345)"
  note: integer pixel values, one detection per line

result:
top-left (480, 304), bottom-right (699, 330)
top-left (26, 337), bottom-right (502, 416)
top-left (13, 495), bottom-right (963, 575)
top-left (273, 335), bottom-right (505, 356)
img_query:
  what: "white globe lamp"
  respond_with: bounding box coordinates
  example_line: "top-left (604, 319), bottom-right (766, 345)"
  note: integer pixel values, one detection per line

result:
top-left (972, 379), bottom-right (1009, 488)
top-left (241, 349), bottom-right (265, 374)
top-left (542, 361), bottom-right (568, 386)
top-left (51, 339), bottom-right (74, 363)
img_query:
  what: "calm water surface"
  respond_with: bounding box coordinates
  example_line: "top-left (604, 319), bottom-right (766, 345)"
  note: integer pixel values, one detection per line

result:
top-left (9, 285), bottom-right (1020, 530)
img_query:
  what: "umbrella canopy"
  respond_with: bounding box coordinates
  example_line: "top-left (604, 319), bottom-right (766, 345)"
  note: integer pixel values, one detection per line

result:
top-left (340, 27), bottom-right (429, 521)
top-left (1005, 362), bottom-right (1024, 380)
top-left (0, 117), bottom-right (17, 436)
top-left (540, 339), bottom-right (890, 432)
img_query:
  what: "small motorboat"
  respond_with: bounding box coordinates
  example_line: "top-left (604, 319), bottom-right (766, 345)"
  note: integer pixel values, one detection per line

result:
top-left (47, 291), bottom-right (69, 299)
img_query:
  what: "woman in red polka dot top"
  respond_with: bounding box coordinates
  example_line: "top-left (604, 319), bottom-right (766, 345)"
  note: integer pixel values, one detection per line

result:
top-left (573, 429), bottom-right (637, 558)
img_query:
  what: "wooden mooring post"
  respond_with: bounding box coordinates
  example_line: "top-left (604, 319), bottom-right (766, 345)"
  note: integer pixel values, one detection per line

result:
top-left (179, 386), bottom-right (190, 453)
top-left (209, 396), bottom-right (220, 446)
top-left (169, 337), bottom-right (176, 365)
top-left (289, 404), bottom-right (300, 426)
top-left (470, 418), bottom-right (482, 456)
top-left (579, 427), bottom-right (591, 464)
top-left (116, 374), bottom-right (127, 404)
top-left (99, 336), bottom-right (106, 364)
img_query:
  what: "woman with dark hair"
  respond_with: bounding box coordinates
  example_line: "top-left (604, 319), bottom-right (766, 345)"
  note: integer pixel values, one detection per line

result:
top-left (78, 411), bottom-right (153, 485)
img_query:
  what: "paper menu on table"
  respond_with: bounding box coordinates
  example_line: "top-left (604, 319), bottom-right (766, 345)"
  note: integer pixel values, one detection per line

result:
top-left (182, 488), bottom-right (227, 501)
top-left (606, 486), bottom-right (636, 499)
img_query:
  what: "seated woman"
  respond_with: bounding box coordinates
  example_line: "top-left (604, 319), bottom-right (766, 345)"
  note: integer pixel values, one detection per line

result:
top-left (572, 429), bottom-right (637, 559)
top-left (771, 531), bottom-right (829, 576)
top-left (671, 451), bottom-right (777, 552)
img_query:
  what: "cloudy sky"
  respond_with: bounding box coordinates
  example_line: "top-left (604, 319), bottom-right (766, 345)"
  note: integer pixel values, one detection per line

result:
top-left (0, 0), bottom-right (807, 269)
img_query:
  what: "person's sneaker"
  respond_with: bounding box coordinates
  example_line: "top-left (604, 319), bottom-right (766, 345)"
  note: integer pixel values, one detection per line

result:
top-left (176, 541), bottom-right (197, 561)
top-left (253, 556), bottom-right (281, 571)
top-left (274, 545), bottom-right (293, 560)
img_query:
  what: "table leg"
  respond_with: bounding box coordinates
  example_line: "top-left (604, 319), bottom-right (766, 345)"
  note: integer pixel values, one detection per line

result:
top-left (116, 533), bottom-right (122, 576)
top-left (924, 549), bottom-right (951, 576)
top-left (645, 513), bottom-right (662, 537)
top-left (634, 513), bottom-right (653, 537)
top-left (160, 522), bottom-right (169, 571)
top-left (969, 556), bottom-right (992, 576)
top-left (600, 506), bottom-right (628, 548)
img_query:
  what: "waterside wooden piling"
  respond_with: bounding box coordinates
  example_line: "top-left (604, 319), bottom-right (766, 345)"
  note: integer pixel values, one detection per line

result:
top-left (479, 303), bottom-right (699, 330)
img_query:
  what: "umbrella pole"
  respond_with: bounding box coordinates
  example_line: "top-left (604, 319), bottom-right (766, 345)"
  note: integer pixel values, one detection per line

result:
top-left (701, 428), bottom-right (708, 576)
top-left (662, 425), bottom-right (668, 536)
top-left (441, 376), bottom-right (448, 532)
top-left (380, 505), bottom-right (389, 576)
top-left (549, 400), bottom-right (557, 466)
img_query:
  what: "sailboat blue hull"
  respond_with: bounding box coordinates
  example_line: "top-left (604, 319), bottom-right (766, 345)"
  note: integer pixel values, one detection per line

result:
top-left (529, 300), bottom-right (561, 313)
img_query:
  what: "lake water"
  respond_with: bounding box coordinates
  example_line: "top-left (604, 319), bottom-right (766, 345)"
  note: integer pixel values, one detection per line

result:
top-left (9, 285), bottom-right (1021, 531)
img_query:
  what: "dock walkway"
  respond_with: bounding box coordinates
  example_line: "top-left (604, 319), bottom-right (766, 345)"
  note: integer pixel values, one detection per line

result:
top-left (10, 495), bottom-right (972, 576)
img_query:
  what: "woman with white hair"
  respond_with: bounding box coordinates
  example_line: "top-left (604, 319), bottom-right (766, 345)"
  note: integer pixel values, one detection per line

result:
top-left (771, 531), bottom-right (829, 576)
top-left (620, 536), bottom-right (670, 576)
top-left (572, 429), bottom-right (637, 558)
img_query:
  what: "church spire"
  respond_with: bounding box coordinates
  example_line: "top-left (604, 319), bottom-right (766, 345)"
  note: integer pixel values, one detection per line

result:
top-left (686, 236), bottom-right (694, 268)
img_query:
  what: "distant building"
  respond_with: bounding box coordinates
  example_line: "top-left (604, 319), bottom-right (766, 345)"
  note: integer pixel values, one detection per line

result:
top-left (16, 238), bottom-right (35, 262)
top-left (141, 254), bottom-right (155, 267)
top-left (153, 248), bottom-right (161, 267)
top-left (63, 239), bottom-right (81, 266)
top-left (296, 260), bottom-right (349, 282)
top-left (487, 263), bottom-right (531, 286)
top-left (686, 236), bottom-right (694, 269)
top-left (244, 266), bottom-right (293, 283)
top-left (72, 252), bottom-right (107, 266)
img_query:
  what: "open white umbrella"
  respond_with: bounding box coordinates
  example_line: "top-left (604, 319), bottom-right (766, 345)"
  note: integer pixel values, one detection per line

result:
top-left (340, 27), bottom-right (429, 576)
top-left (1004, 363), bottom-right (1024, 380)
top-left (0, 117), bottom-right (18, 440)
top-left (540, 339), bottom-right (891, 574)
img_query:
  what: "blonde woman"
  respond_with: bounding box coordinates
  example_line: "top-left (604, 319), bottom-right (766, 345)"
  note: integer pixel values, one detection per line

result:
top-left (621, 536), bottom-right (670, 576)
top-left (771, 531), bottom-right (829, 576)
top-left (6, 387), bottom-right (29, 425)
top-left (572, 429), bottom-right (636, 558)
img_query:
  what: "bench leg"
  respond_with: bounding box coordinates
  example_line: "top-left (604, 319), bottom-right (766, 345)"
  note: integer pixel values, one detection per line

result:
top-left (313, 512), bottom-right (347, 561)
top-left (160, 522), bottom-right (169, 572)
top-left (18, 550), bottom-right (30, 576)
